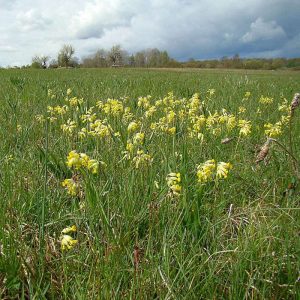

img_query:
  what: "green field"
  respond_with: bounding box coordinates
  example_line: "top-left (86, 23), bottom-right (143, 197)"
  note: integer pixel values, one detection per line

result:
top-left (0, 68), bottom-right (299, 299)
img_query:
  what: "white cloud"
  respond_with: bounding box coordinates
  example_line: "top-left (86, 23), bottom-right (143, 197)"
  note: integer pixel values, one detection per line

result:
top-left (16, 9), bottom-right (52, 32)
top-left (70, 0), bottom-right (138, 39)
top-left (242, 18), bottom-right (286, 43)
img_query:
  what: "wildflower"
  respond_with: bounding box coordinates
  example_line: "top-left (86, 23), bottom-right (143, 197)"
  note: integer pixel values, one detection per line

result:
top-left (17, 124), bottom-right (22, 132)
top-left (79, 153), bottom-right (90, 167)
top-left (244, 91), bottom-right (251, 98)
top-left (78, 128), bottom-right (88, 139)
top-left (126, 142), bottom-right (134, 153)
top-left (66, 150), bottom-right (81, 169)
top-left (166, 127), bottom-right (176, 135)
top-left (68, 97), bottom-right (83, 107)
top-left (238, 119), bottom-right (251, 136)
top-left (132, 150), bottom-right (152, 168)
top-left (61, 119), bottom-right (77, 135)
top-left (66, 88), bottom-right (72, 96)
top-left (133, 132), bottom-right (145, 145)
top-left (35, 114), bottom-right (45, 123)
top-left (166, 172), bottom-right (182, 196)
top-left (238, 106), bottom-right (246, 114)
top-left (62, 178), bottom-right (80, 196)
top-left (259, 96), bottom-right (273, 105)
top-left (60, 234), bottom-right (78, 251)
top-left (264, 122), bottom-right (282, 137)
top-left (127, 121), bottom-right (139, 133)
top-left (197, 160), bottom-right (216, 183)
top-left (207, 89), bottom-right (215, 97)
top-left (102, 99), bottom-right (124, 115)
top-left (138, 96), bottom-right (151, 109)
top-left (47, 116), bottom-right (57, 123)
top-left (278, 98), bottom-right (290, 113)
top-left (87, 159), bottom-right (99, 174)
top-left (145, 106), bottom-right (156, 118)
top-left (62, 225), bottom-right (77, 234)
top-left (54, 105), bottom-right (68, 115)
top-left (216, 162), bottom-right (232, 179)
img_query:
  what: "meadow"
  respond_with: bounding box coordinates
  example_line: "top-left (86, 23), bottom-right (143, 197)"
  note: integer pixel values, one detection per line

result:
top-left (0, 68), bottom-right (299, 299)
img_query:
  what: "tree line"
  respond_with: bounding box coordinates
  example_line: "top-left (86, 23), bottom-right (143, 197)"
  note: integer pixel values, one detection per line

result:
top-left (28, 44), bottom-right (300, 70)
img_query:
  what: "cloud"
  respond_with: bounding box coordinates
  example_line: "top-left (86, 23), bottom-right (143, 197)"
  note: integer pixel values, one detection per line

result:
top-left (242, 18), bottom-right (286, 43)
top-left (0, 0), bottom-right (299, 66)
top-left (16, 9), bottom-right (52, 32)
top-left (70, 0), bottom-right (137, 39)
top-left (0, 45), bottom-right (17, 52)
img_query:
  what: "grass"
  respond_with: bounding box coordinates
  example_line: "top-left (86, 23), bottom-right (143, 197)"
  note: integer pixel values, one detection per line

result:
top-left (0, 68), bottom-right (299, 299)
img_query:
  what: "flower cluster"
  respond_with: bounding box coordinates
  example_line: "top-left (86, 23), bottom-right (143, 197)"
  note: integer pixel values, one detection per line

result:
top-left (66, 150), bottom-right (101, 174)
top-left (197, 160), bottom-right (232, 183)
top-left (166, 172), bottom-right (181, 196)
top-left (60, 225), bottom-right (78, 251)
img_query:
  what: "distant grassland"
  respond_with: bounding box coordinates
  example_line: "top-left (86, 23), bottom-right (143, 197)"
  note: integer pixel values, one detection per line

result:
top-left (0, 68), bottom-right (299, 299)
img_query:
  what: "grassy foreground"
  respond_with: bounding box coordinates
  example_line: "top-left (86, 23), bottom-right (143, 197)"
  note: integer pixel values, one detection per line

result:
top-left (0, 68), bottom-right (299, 299)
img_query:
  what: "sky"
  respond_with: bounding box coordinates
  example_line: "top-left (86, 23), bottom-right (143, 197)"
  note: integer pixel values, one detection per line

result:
top-left (0, 0), bottom-right (300, 66)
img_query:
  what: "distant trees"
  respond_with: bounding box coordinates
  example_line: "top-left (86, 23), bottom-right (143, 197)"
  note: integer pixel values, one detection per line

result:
top-left (31, 55), bottom-right (49, 68)
top-left (58, 44), bottom-right (75, 67)
top-left (81, 46), bottom-right (172, 68)
top-left (28, 44), bottom-right (300, 71)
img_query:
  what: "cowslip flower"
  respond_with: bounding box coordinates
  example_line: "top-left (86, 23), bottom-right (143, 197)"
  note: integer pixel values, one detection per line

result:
top-left (127, 121), bottom-right (139, 133)
top-left (62, 225), bottom-right (77, 234)
top-left (66, 150), bottom-right (82, 169)
top-left (216, 162), bottom-right (232, 179)
top-left (238, 120), bottom-right (252, 136)
top-left (60, 235), bottom-right (78, 251)
top-left (62, 178), bottom-right (80, 196)
top-left (87, 159), bottom-right (99, 174)
top-left (197, 160), bottom-right (216, 183)
top-left (264, 122), bottom-right (282, 137)
top-left (166, 172), bottom-right (181, 196)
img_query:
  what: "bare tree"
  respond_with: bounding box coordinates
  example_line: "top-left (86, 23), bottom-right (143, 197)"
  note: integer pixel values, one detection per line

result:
top-left (31, 55), bottom-right (49, 68)
top-left (58, 44), bottom-right (75, 67)
top-left (108, 45), bottom-right (124, 66)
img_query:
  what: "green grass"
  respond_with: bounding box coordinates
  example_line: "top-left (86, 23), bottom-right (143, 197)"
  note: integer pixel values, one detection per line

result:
top-left (0, 68), bottom-right (299, 299)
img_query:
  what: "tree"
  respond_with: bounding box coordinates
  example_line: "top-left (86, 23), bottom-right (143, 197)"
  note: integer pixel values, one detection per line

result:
top-left (134, 51), bottom-right (146, 67)
top-left (58, 44), bottom-right (75, 67)
top-left (31, 55), bottom-right (49, 68)
top-left (108, 45), bottom-right (124, 66)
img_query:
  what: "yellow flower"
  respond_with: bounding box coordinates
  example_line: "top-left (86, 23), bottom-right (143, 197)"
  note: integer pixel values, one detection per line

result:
top-left (62, 178), bottom-right (80, 196)
top-left (87, 159), bottom-right (99, 174)
top-left (61, 119), bottom-right (77, 135)
top-left (216, 162), bottom-right (232, 179)
top-left (238, 106), bottom-right (246, 114)
top-left (127, 121), bottom-right (139, 133)
top-left (132, 150), bottom-right (152, 168)
top-left (60, 234), bottom-right (78, 251)
top-left (264, 122), bottom-right (282, 137)
top-left (238, 119), bottom-right (251, 136)
top-left (197, 160), bottom-right (216, 183)
top-left (244, 91), bottom-right (251, 98)
top-left (259, 96), bottom-right (273, 104)
top-left (166, 172), bottom-right (181, 196)
top-left (133, 132), bottom-right (145, 145)
top-left (166, 127), bottom-right (176, 135)
top-left (67, 88), bottom-right (72, 96)
top-left (62, 225), bottom-right (77, 234)
top-left (66, 150), bottom-right (82, 169)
